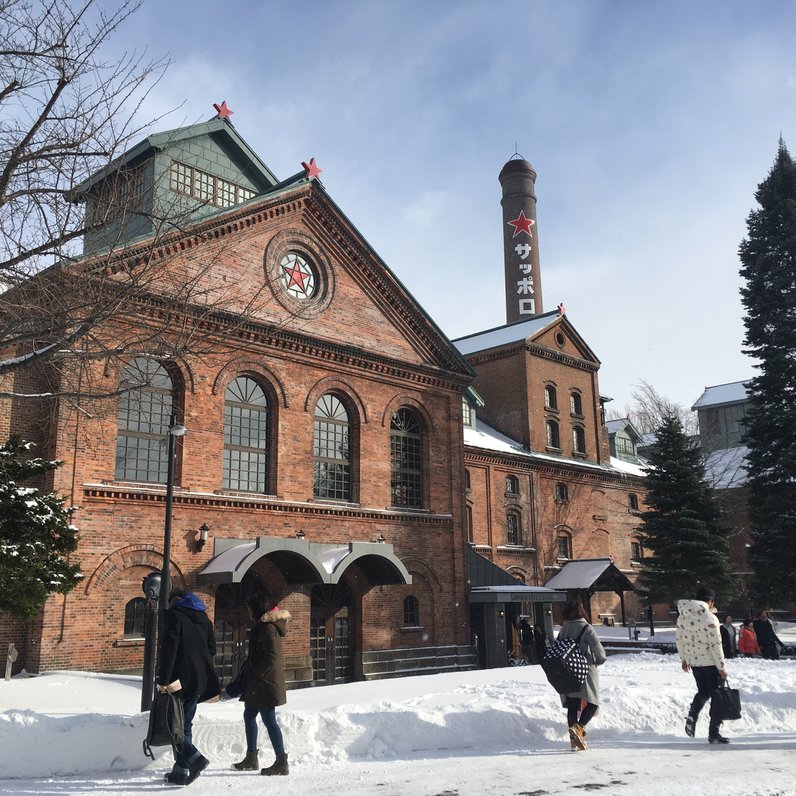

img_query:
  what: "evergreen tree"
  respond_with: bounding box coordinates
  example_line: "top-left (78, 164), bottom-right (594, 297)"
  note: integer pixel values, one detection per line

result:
top-left (637, 414), bottom-right (734, 604)
top-left (0, 437), bottom-right (81, 619)
top-left (738, 138), bottom-right (796, 606)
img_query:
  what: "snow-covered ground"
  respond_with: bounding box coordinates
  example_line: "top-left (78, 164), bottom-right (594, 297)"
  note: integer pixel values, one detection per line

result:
top-left (1, 625), bottom-right (795, 796)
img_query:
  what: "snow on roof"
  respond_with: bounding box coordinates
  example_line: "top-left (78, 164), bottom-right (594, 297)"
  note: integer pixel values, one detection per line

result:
top-left (452, 312), bottom-right (559, 355)
top-left (463, 419), bottom-right (646, 478)
top-left (704, 446), bottom-right (749, 489)
top-left (544, 558), bottom-right (614, 590)
top-left (692, 380), bottom-right (749, 410)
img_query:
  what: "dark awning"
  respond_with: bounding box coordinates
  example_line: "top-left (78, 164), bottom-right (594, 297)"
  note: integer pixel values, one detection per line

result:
top-left (468, 548), bottom-right (566, 604)
top-left (197, 536), bottom-right (411, 587)
top-left (544, 558), bottom-right (635, 594)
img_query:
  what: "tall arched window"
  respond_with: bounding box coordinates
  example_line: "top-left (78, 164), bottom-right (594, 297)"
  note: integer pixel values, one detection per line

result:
top-left (506, 512), bottom-right (521, 545)
top-left (628, 493), bottom-right (639, 511)
top-left (466, 504), bottom-right (474, 543)
top-left (124, 597), bottom-right (147, 637)
top-left (570, 391), bottom-right (583, 416)
top-left (573, 426), bottom-right (586, 455)
top-left (115, 357), bottom-right (174, 483)
top-left (390, 408), bottom-right (423, 508)
top-left (557, 533), bottom-right (572, 560)
top-left (546, 419), bottom-right (560, 449)
top-left (223, 376), bottom-right (269, 492)
top-left (313, 394), bottom-right (351, 500)
top-left (544, 384), bottom-right (558, 411)
top-left (403, 596), bottom-right (420, 627)
top-left (505, 475), bottom-right (519, 494)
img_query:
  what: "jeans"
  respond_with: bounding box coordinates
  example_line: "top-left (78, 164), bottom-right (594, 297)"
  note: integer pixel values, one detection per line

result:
top-left (244, 704), bottom-right (285, 757)
top-left (174, 697), bottom-right (203, 772)
top-left (566, 697), bottom-right (598, 728)
top-left (688, 665), bottom-right (722, 738)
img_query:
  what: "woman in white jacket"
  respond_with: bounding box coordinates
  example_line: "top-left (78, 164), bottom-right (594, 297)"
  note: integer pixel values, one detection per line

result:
top-left (675, 586), bottom-right (729, 744)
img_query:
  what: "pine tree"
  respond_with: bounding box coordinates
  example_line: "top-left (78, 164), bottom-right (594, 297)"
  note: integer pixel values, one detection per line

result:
top-left (0, 437), bottom-right (81, 619)
top-left (738, 138), bottom-right (796, 606)
top-left (637, 414), bottom-right (734, 604)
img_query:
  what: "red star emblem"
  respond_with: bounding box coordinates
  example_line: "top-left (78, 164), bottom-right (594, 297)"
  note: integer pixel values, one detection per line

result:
top-left (213, 101), bottom-right (234, 119)
top-left (301, 157), bottom-right (322, 179)
top-left (507, 211), bottom-right (535, 238)
top-left (557, 302), bottom-right (566, 315)
top-left (283, 259), bottom-right (310, 291)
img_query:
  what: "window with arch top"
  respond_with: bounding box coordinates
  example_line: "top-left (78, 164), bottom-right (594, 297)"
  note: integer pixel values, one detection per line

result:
top-left (390, 408), bottom-right (423, 508)
top-left (124, 597), bottom-right (147, 638)
top-left (115, 357), bottom-right (175, 483)
top-left (505, 475), bottom-right (519, 495)
top-left (573, 426), bottom-right (586, 455)
top-left (544, 384), bottom-right (558, 411)
top-left (557, 533), bottom-right (572, 559)
top-left (546, 419), bottom-right (560, 449)
top-left (507, 512), bottom-right (521, 545)
top-left (570, 391), bottom-right (583, 416)
top-left (403, 595), bottom-right (420, 627)
top-left (313, 393), bottom-right (351, 500)
top-left (223, 376), bottom-right (269, 492)
top-left (628, 493), bottom-right (640, 511)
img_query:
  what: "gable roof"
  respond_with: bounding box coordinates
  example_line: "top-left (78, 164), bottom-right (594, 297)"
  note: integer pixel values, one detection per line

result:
top-left (605, 417), bottom-right (644, 441)
top-left (544, 558), bottom-right (636, 593)
top-left (692, 380), bottom-right (749, 410)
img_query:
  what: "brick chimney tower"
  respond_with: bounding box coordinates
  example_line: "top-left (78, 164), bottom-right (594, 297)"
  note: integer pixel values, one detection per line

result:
top-left (499, 157), bottom-right (543, 323)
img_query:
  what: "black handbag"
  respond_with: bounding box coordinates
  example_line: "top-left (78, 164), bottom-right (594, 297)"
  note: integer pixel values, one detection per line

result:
top-left (710, 679), bottom-right (742, 721)
top-left (143, 690), bottom-right (184, 759)
top-left (225, 660), bottom-right (248, 699)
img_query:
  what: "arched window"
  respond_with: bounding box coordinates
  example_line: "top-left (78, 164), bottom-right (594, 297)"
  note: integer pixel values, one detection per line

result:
top-left (505, 475), bottom-right (519, 494)
top-left (313, 394), bottom-right (351, 500)
top-left (573, 426), bottom-right (586, 455)
top-left (466, 504), bottom-right (474, 543)
top-left (464, 468), bottom-right (471, 491)
top-left (631, 539), bottom-right (643, 561)
top-left (124, 597), bottom-right (147, 637)
top-left (555, 483), bottom-right (569, 502)
top-left (390, 408), bottom-right (423, 508)
top-left (628, 493), bottom-right (639, 511)
top-left (557, 533), bottom-right (572, 560)
top-left (570, 391), bottom-right (583, 416)
top-left (507, 512), bottom-right (521, 545)
top-left (223, 376), bottom-right (269, 492)
top-left (544, 384), bottom-right (558, 411)
top-left (115, 357), bottom-right (175, 483)
top-left (546, 419), bottom-right (560, 449)
top-left (403, 596), bottom-right (420, 627)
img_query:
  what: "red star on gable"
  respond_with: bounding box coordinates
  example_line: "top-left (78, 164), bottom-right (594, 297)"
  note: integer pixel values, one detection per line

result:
top-left (302, 157), bottom-right (322, 180)
top-left (507, 210), bottom-right (535, 238)
top-left (213, 101), bottom-right (234, 119)
top-left (283, 259), bottom-right (310, 291)
top-left (557, 302), bottom-right (566, 315)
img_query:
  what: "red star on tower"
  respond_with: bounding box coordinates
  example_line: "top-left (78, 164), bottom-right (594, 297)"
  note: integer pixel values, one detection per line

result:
top-left (302, 157), bottom-right (322, 180)
top-left (213, 101), bottom-right (234, 119)
top-left (507, 210), bottom-right (535, 238)
top-left (283, 259), bottom-right (310, 291)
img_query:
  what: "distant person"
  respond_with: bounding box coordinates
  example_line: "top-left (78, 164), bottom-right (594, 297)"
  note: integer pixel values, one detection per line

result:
top-left (231, 593), bottom-right (291, 777)
top-left (738, 618), bottom-right (761, 657)
top-left (533, 622), bottom-right (548, 664)
top-left (519, 619), bottom-right (535, 663)
top-left (720, 615), bottom-right (737, 659)
top-left (675, 586), bottom-right (729, 744)
top-left (558, 600), bottom-right (607, 751)
top-left (157, 589), bottom-right (220, 785)
top-left (753, 610), bottom-right (786, 660)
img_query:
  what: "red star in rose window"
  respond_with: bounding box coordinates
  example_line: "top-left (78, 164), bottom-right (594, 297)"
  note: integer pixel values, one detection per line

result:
top-left (301, 157), bottom-right (322, 179)
top-left (213, 101), bottom-right (234, 119)
top-left (507, 210), bottom-right (535, 238)
top-left (283, 259), bottom-right (310, 291)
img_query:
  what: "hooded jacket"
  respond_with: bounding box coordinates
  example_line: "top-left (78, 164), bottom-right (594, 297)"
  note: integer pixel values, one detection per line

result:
top-left (241, 607), bottom-right (290, 709)
top-left (675, 599), bottom-right (726, 671)
top-left (157, 593), bottom-right (220, 703)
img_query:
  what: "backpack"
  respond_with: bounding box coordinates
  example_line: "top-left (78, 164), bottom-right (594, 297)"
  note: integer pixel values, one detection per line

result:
top-left (540, 624), bottom-right (590, 694)
top-left (143, 690), bottom-right (185, 759)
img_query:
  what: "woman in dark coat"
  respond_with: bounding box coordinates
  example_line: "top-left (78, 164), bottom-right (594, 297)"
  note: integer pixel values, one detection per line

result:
top-left (232, 593), bottom-right (290, 776)
top-left (558, 600), bottom-right (607, 752)
top-left (753, 610), bottom-right (786, 660)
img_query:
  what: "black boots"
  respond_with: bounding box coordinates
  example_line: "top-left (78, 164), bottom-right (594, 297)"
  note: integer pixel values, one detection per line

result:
top-left (232, 749), bottom-right (259, 770)
top-left (261, 753), bottom-right (289, 776)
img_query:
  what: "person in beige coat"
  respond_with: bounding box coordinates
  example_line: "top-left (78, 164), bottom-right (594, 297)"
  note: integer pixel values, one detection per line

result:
top-left (675, 586), bottom-right (729, 744)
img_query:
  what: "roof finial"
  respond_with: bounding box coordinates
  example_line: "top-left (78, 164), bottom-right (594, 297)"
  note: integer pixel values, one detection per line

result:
top-left (213, 100), bottom-right (234, 120)
top-left (509, 142), bottom-right (524, 161)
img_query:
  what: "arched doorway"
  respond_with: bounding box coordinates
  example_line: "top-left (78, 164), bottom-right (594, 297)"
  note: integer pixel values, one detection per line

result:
top-left (214, 572), bottom-right (263, 689)
top-left (310, 581), bottom-right (353, 684)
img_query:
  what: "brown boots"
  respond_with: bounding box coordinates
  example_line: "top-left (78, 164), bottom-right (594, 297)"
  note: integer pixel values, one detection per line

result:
top-left (232, 749), bottom-right (259, 771)
top-left (261, 753), bottom-right (289, 776)
top-left (569, 723), bottom-right (587, 751)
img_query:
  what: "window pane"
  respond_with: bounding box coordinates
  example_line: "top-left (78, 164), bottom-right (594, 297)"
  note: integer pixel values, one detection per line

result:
top-left (390, 409), bottom-right (423, 508)
top-left (314, 395), bottom-right (350, 499)
top-left (223, 377), bottom-right (268, 492)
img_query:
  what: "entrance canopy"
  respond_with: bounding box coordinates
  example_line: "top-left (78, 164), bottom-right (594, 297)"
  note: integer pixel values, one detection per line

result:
top-left (468, 548), bottom-right (566, 604)
top-left (198, 536), bottom-right (412, 587)
top-left (543, 558), bottom-right (635, 594)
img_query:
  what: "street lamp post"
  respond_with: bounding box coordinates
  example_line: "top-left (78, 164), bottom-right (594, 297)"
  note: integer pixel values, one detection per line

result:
top-left (140, 571), bottom-right (161, 712)
top-left (154, 416), bottom-right (187, 691)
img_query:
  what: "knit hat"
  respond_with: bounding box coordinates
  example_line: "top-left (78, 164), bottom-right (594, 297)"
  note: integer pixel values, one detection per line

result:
top-left (695, 586), bottom-right (716, 602)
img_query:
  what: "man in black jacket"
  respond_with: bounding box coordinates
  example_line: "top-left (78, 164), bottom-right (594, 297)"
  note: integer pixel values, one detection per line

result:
top-left (157, 590), bottom-right (220, 785)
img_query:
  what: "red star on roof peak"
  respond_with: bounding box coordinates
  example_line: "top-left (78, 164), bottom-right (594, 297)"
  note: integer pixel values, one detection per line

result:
top-left (302, 157), bottom-right (323, 180)
top-left (557, 302), bottom-right (566, 316)
top-left (213, 101), bottom-right (234, 120)
top-left (507, 210), bottom-right (535, 238)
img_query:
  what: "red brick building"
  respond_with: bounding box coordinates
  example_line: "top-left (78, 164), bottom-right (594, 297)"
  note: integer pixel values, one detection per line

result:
top-left (1, 115), bottom-right (647, 681)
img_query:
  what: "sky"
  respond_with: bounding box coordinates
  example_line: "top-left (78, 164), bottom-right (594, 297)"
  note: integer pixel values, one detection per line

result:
top-left (102, 0), bottom-right (796, 413)
top-left (1, 624), bottom-right (795, 794)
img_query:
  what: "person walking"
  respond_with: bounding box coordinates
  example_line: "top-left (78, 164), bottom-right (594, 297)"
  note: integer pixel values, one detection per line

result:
top-left (738, 618), bottom-right (761, 657)
top-left (157, 589), bottom-right (220, 785)
top-left (675, 586), bottom-right (729, 744)
top-left (231, 593), bottom-right (291, 776)
top-left (720, 615), bottom-right (737, 659)
top-left (558, 600), bottom-right (607, 751)
top-left (519, 619), bottom-right (535, 663)
top-left (533, 622), bottom-right (548, 664)
top-left (753, 610), bottom-right (786, 660)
